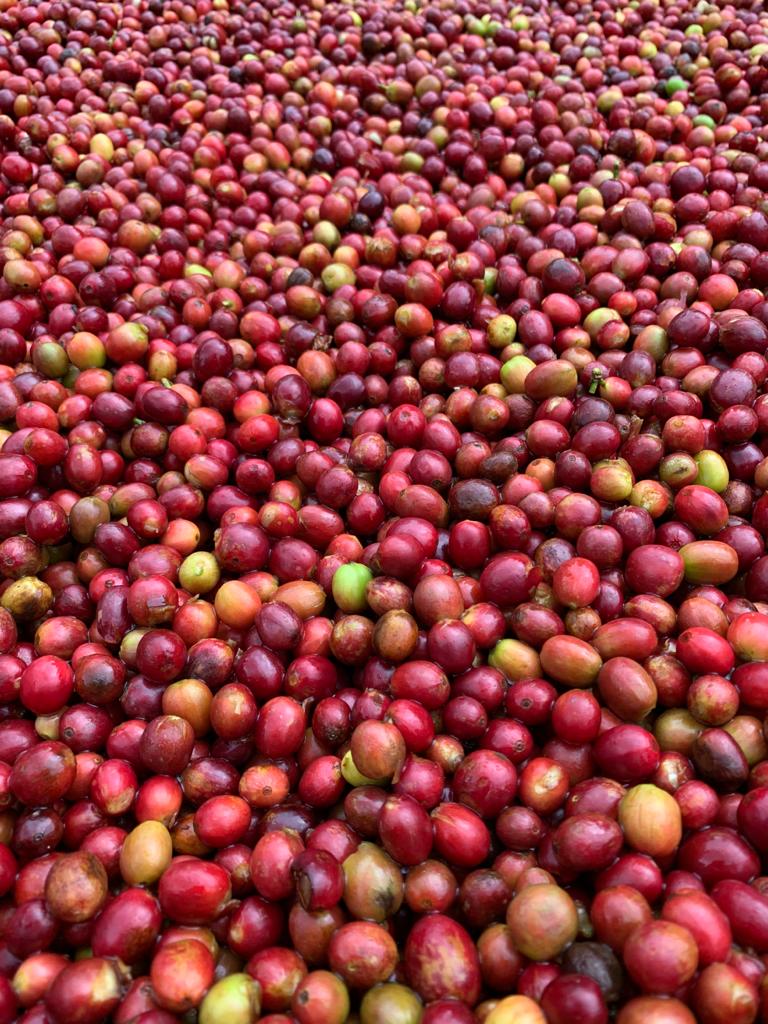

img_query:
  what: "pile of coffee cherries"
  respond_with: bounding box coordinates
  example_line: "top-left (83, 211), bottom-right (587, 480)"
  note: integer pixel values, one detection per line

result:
top-left (1, 0), bottom-right (768, 1021)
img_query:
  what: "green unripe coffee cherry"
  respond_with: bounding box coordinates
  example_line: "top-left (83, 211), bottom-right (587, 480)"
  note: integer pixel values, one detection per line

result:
top-left (694, 449), bottom-right (729, 493)
top-left (500, 355), bottom-right (534, 394)
top-left (199, 974), bottom-right (261, 1024)
top-left (665, 76), bottom-right (688, 95)
top-left (179, 551), bottom-right (220, 594)
top-left (487, 313), bottom-right (517, 348)
top-left (360, 983), bottom-right (423, 1024)
top-left (332, 562), bottom-right (373, 613)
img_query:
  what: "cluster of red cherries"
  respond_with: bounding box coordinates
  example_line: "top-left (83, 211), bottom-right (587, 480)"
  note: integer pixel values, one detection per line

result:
top-left (1, 0), bottom-right (768, 1022)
